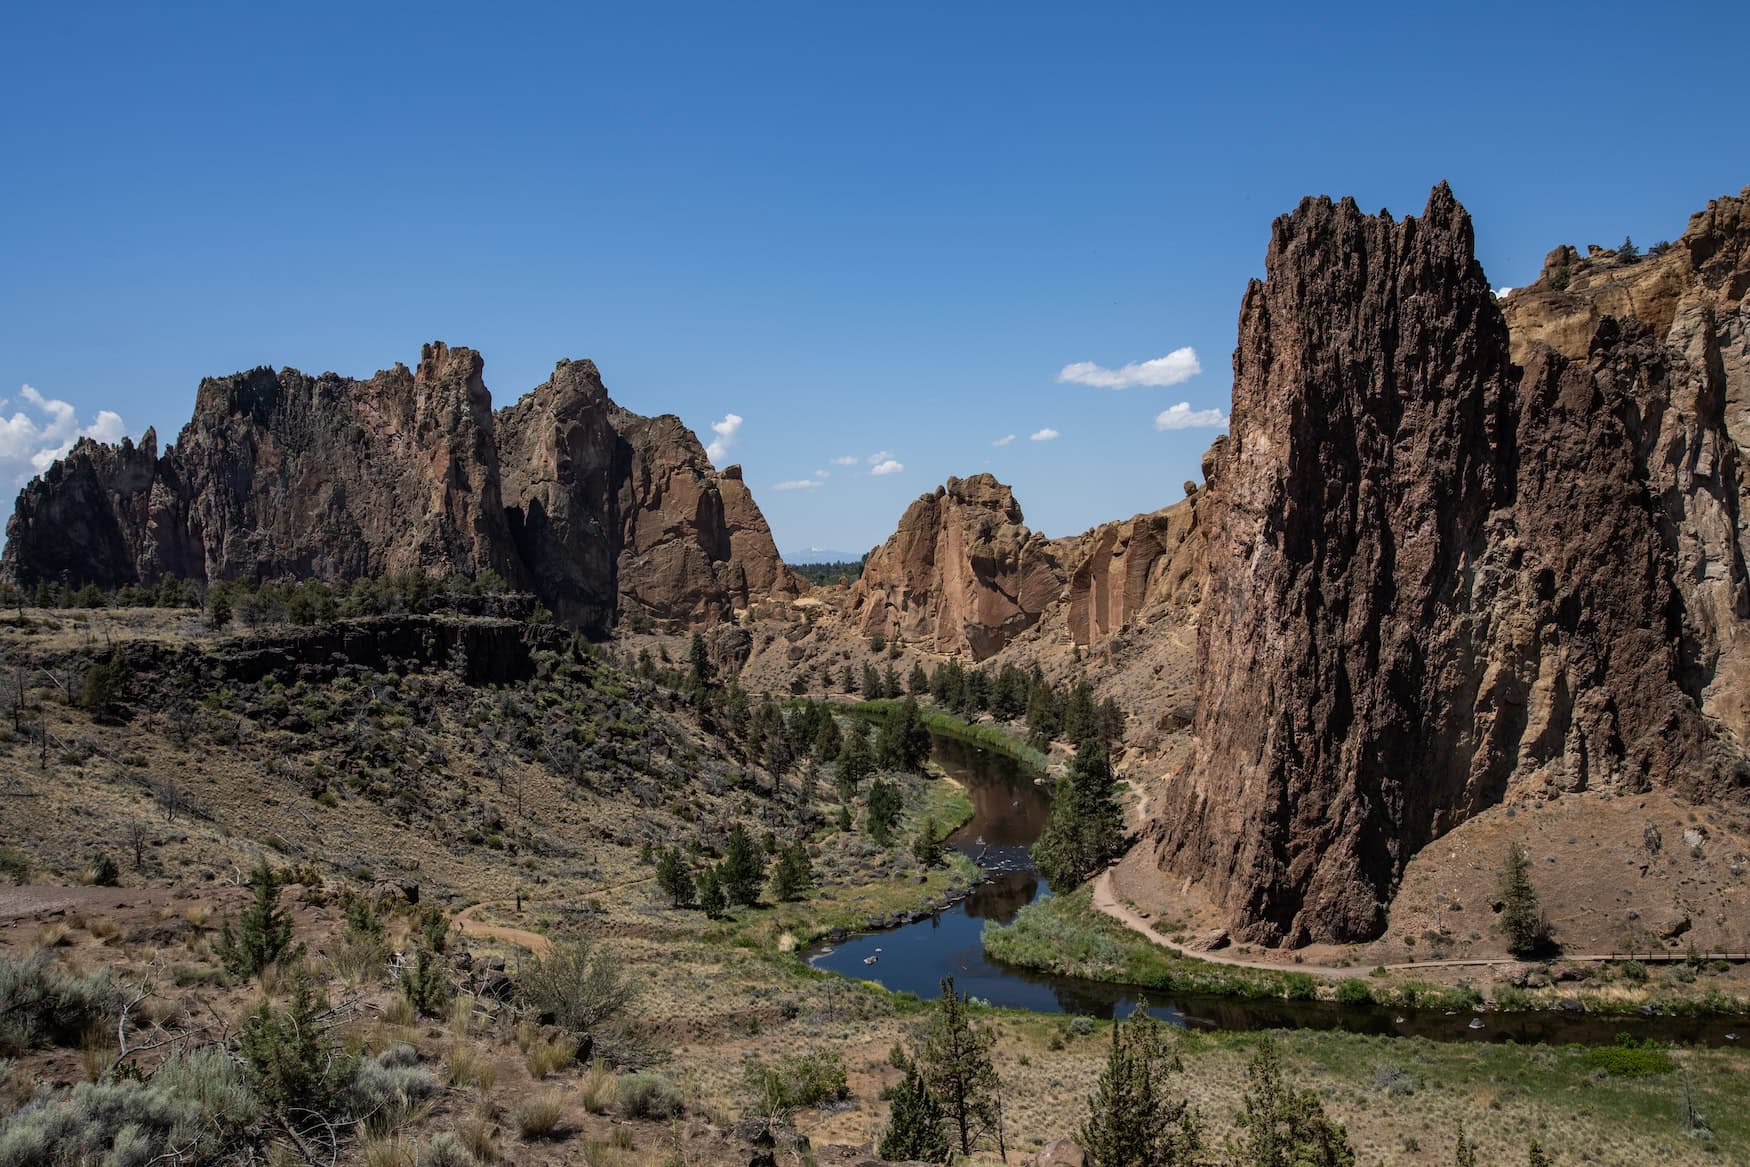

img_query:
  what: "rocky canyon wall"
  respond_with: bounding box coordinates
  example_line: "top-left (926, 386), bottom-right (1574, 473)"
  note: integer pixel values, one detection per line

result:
top-left (2, 344), bottom-right (803, 635)
top-left (1153, 185), bottom-right (1750, 945)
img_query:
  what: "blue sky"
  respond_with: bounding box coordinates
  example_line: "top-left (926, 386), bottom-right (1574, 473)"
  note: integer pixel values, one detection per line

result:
top-left (4, 2), bottom-right (1746, 556)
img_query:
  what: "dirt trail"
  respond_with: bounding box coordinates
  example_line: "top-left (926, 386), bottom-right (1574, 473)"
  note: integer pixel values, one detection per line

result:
top-left (453, 901), bottom-right (552, 958)
top-left (1089, 870), bottom-right (1750, 976)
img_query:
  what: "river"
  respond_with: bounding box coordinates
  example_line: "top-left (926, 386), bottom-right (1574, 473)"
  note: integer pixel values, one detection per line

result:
top-left (806, 732), bottom-right (1750, 1048)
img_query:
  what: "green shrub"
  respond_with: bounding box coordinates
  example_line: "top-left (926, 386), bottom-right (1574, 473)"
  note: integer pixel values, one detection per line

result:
top-left (215, 860), bottom-right (304, 979)
top-left (1581, 1037), bottom-right (1674, 1078)
top-left (1335, 979), bottom-right (1374, 1006)
top-left (0, 1048), bottom-right (255, 1167)
top-left (517, 939), bottom-right (636, 1054)
top-left (617, 1072), bottom-right (684, 1119)
top-left (742, 1051), bottom-right (849, 1112)
top-left (398, 946), bottom-right (452, 1017)
top-left (0, 953), bottom-right (122, 1055)
top-left (240, 978), bottom-right (355, 1114)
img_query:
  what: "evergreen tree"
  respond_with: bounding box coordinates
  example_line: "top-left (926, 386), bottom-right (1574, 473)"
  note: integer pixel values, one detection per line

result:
top-left (1032, 739), bottom-right (1126, 890)
top-left (655, 847), bottom-right (695, 907)
top-left (908, 661), bottom-right (930, 695)
top-left (216, 860), bottom-right (304, 978)
top-left (240, 976), bottom-right (354, 1114)
top-left (1617, 235), bottom-right (1640, 263)
top-left (689, 632), bottom-right (713, 688)
top-left (1230, 1038), bottom-right (1354, 1167)
top-left (913, 976), bottom-right (1002, 1157)
top-left (839, 724), bottom-right (873, 789)
top-left (399, 944), bottom-right (452, 1016)
top-left (813, 712), bottom-right (843, 762)
top-left (1062, 680), bottom-right (1099, 744)
top-left (770, 841), bottom-right (815, 902)
top-left (1078, 1008), bottom-right (1202, 1167)
top-left (841, 664), bottom-right (858, 694)
top-left (836, 803), bottom-right (854, 832)
top-left (719, 824), bottom-right (766, 906)
top-left (1025, 678), bottom-right (1060, 743)
top-left (878, 1064), bottom-right (950, 1163)
top-left (698, 867), bottom-right (728, 918)
top-left (862, 662), bottom-right (883, 699)
top-left (865, 780), bottom-right (903, 845)
top-left (1497, 843), bottom-right (1552, 956)
top-left (991, 666), bottom-right (1029, 722)
top-left (882, 663), bottom-right (902, 699)
top-left (913, 817), bottom-right (942, 868)
top-left (1454, 1122), bottom-right (1478, 1167)
top-left (876, 697), bottom-right (931, 773)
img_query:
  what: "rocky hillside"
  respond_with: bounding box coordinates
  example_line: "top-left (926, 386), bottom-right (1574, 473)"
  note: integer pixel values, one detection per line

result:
top-left (2, 343), bottom-right (803, 634)
top-left (1153, 184), bottom-right (1750, 946)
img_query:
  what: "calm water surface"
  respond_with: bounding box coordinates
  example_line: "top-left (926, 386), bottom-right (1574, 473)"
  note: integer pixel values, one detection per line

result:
top-left (806, 734), bottom-right (1750, 1048)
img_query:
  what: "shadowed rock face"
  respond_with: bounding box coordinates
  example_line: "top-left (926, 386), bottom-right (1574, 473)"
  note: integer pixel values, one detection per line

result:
top-left (2, 343), bottom-right (803, 634)
top-left (848, 474), bottom-right (1064, 660)
top-left (1154, 185), bottom-right (1750, 946)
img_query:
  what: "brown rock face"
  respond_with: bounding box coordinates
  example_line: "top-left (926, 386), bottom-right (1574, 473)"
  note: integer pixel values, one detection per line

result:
top-left (1056, 500), bottom-right (1204, 649)
top-left (1155, 186), bottom-right (1749, 945)
top-left (4, 344), bottom-right (802, 634)
top-left (849, 474), bottom-right (1063, 659)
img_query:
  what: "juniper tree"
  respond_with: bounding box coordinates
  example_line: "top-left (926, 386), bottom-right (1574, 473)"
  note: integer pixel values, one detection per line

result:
top-left (813, 711), bottom-right (842, 762)
top-left (1032, 738), bottom-right (1125, 890)
top-left (770, 842), bottom-right (814, 902)
top-left (719, 824), bottom-right (766, 906)
top-left (865, 780), bottom-right (903, 845)
top-left (913, 976), bottom-right (1002, 1157)
top-left (1229, 1038), bottom-right (1354, 1167)
top-left (698, 867), bottom-right (728, 918)
top-left (1497, 843), bottom-right (1551, 956)
top-left (655, 847), bottom-right (695, 907)
top-left (878, 1063), bottom-right (950, 1162)
top-left (216, 860), bottom-right (304, 979)
top-left (1078, 1008), bottom-right (1202, 1167)
top-left (907, 661), bottom-right (930, 695)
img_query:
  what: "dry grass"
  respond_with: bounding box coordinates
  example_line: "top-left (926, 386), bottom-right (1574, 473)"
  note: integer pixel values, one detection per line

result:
top-left (579, 1058), bottom-right (617, 1113)
top-left (512, 1092), bottom-right (567, 1140)
top-left (524, 1033), bottom-right (579, 1079)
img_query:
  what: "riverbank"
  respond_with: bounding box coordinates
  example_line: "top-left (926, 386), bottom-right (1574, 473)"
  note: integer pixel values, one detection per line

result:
top-left (990, 883), bottom-right (1750, 1022)
top-left (839, 698), bottom-right (1052, 773)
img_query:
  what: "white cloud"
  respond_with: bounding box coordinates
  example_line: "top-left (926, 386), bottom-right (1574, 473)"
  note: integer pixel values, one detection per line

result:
top-left (831, 455), bottom-right (860, 466)
top-left (991, 434), bottom-right (1016, 447)
top-left (1153, 402), bottom-right (1229, 431)
top-left (870, 459), bottom-right (904, 476)
top-left (0, 385), bottom-right (128, 486)
top-left (813, 469), bottom-right (829, 478)
top-left (1493, 286), bottom-right (1514, 299)
top-left (865, 450), bottom-right (893, 464)
top-left (705, 412), bottom-right (744, 464)
top-left (1057, 346), bottom-right (1201, 390)
top-left (1029, 427), bottom-right (1059, 442)
top-left (772, 479), bottom-right (822, 491)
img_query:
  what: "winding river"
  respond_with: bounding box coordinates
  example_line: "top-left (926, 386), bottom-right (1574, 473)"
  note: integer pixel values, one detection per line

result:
top-left (807, 733), bottom-right (1750, 1048)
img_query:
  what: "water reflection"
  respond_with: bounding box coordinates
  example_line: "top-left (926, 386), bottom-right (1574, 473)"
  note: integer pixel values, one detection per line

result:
top-left (804, 733), bottom-right (1750, 1047)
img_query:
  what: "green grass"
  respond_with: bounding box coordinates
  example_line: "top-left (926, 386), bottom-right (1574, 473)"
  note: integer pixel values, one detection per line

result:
top-left (840, 699), bottom-right (1050, 772)
top-left (983, 887), bottom-right (1312, 1000)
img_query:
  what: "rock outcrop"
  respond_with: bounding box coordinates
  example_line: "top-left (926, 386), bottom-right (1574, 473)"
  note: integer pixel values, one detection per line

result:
top-left (1055, 497), bottom-right (1205, 649)
top-left (1154, 185), bottom-right (1750, 945)
top-left (847, 474), bottom-right (1063, 659)
top-left (4, 344), bottom-right (803, 634)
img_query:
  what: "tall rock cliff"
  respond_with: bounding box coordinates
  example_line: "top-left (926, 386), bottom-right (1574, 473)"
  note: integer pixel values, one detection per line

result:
top-left (848, 474), bottom-right (1064, 660)
top-left (3, 344), bottom-right (804, 634)
top-left (1154, 185), bottom-right (1750, 945)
